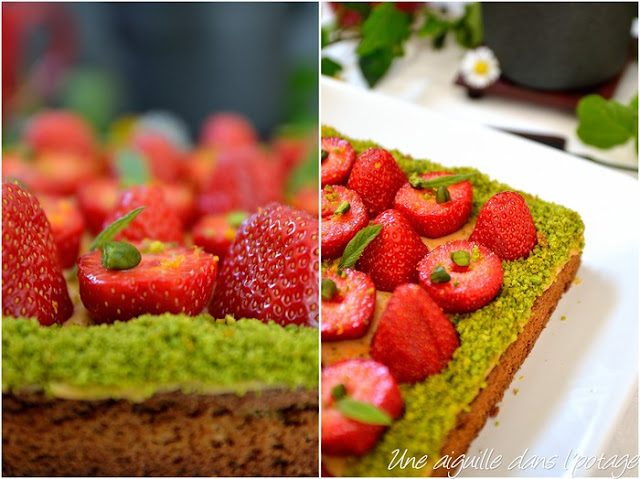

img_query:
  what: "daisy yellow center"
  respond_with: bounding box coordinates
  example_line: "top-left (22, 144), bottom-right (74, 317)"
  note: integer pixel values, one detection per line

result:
top-left (474, 60), bottom-right (489, 75)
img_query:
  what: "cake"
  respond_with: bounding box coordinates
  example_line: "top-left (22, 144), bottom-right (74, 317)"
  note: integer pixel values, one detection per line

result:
top-left (320, 126), bottom-right (584, 477)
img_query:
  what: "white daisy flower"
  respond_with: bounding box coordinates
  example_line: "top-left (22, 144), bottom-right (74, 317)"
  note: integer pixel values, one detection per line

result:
top-left (460, 46), bottom-right (501, 89)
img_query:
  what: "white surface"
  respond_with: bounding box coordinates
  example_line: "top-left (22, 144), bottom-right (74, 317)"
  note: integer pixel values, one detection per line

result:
top-left (322, 78), bottom-right (639, 477)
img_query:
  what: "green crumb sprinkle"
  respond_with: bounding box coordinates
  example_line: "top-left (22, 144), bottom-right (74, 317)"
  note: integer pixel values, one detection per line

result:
top-left (2, 314), bottom-right (318, 400)
top-left (322, 126), bottom-right (584, 477)
top-left (561, 315), bottom-right (567, 321)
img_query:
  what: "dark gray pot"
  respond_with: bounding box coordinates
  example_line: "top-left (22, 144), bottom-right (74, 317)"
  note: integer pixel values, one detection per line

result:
top-left (481, 2), bottom-right (636, 91)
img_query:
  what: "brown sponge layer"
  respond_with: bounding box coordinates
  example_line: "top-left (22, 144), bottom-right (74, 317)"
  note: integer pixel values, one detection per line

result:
top-left (3, 387), bottom-right (318, 477)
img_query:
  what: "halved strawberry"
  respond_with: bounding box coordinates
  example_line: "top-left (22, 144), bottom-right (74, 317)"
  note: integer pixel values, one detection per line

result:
top-left (200, 112), bottom-right (258, 149)
top-left (38, 195), bottom-right (85, 269)
top-left (321, 268), bottom-right (376, 341)
top-left (210, 203), bottom-right (319, 327)
top-left (356, 209), bottom-right (429, 292)
top-left (394, 171), bottom-right (473, 238)
top-left (417, 240), bottom-right (503, 313)
top-left (347, 148), bottom-right (406, 217)
top-left (77, 177), bottom-right (120, 235)
top-left (321, 137), bottom-right (357, 187)
top-left (2, 182), bottom-right (74, 325)
top-left (371, 283), bottom-right (459, 384)
top-left (322, 359), bottom-right (403, 456)
top-left (321, 185), bottom-right (368, 259)
top-left (104, 185), bottom-right (184, 244)
top-left (469, 191), bottom-right (538, 260)
top-left (77, 243), bottom-right (218, 323)
top-left (192, 212), bottom-right (247, 260)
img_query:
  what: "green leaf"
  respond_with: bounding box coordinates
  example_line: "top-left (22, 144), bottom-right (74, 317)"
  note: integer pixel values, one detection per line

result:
top-left (409, 172), bottom-right (475, 189)
top-left (453, 3), bottom-right (483, 48)
top-left (337, 397), bottom-right (393, 426)
top-left (339, 224), bottom-right (383, 269)
top-left (115, 149), bottom-right (150, 187)
top-left (322, 57), bottom-right (344, 77)
top-left (576, 94), bottom-right (638, 150)
top-left (88, 207), bottom-right (146, 252)
top-left (418, 11), bottom-right (451, 38)
top-left (357, 3), bottom-right (411, 57)
top-left (358, 49), bottom-right (396, 88)
top-left (286, 145), bottom-right (319, 195)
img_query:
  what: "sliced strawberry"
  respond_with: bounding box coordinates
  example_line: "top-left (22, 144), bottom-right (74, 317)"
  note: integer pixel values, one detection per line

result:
top-left (322, 359), bottom-right (403, 456)
top-left (321, 185), bottom-right (368, 259)
top-left (394, 171), bottom-right (473, 238)
top-left (22, 109), bottom-right (98, 159)
top-left (321, 137), bottom-right (357, 187)
top-left (104, 185), bottom-right (184, 244)
top-left (417, 240), bottom-right (503, 313)
top-left (200, 112), bottom-right (258, 149)
top-left (356, 209), bottom-right (429, 292)
top-left (77, 177), bottom-right (120, 235)
top-left (77, 243), bottom-right (218, 323)
top-left (157, 182), bottom-right (196, 229)
top-left (210, 203), bottom-right (319, 328)
top-left (2, 182), bottom-right (73, 325)
top-left (371, 283), bottom-right (459, 384)
top-left (192, 212), bottom-right (247, 260)
top-left (347, 148), bottom-right (407, 217)
top-left (130, 130), bottom-right (183, 183)
top-left (321, 268), bottom-right (376, 341)
top-left (469, 191), bottom-right (538, 260)
top-left (38, 195), bottom-right (85, 269)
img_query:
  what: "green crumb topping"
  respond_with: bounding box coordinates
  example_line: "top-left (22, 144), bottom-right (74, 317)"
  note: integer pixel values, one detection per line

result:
top-left (3, 314), bottom-right (318, 401)
top-left (322, 126), bottom-right (584, 477)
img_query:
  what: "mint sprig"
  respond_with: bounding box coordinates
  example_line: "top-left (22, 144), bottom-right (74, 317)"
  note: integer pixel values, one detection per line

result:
top-left (339, 224), bottom-right (383, 269)
top-left (88, 207), bottom-right (146, 252)
top-left (409, 172), bottom-right (475, 190)
top-left (331, 383), bottom-right (393, 426)
top-left (576, 94), bottom-right (638, 152)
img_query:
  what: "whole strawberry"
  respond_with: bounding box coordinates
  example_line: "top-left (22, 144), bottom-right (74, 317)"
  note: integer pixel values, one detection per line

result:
top-left (347, 148), bottom-right (406, 217)
top-left (104, 185), bottom-right (184, 244)
top-left (77, 177), bottom-right (120, 235)
top-left (2, 183), bottom-right (73, 325)
top-left (130, 130), bottom-right (183, 183)
top-left (371, 283), bottom-right (459, 383)
top-left (209, 203), bottom-right (319, 327)
top-left (356, 209), bottom-right (429, 292)
top-left (200, 112), bottom-right (258, 149)
top-left (469, 191), bottom-right (537, 260)
top-left (38, 195), bottom-right (86, 269)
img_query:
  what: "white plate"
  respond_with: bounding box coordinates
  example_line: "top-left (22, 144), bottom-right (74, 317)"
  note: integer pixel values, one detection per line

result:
top-left (321, 78), bottom-right (639, 477)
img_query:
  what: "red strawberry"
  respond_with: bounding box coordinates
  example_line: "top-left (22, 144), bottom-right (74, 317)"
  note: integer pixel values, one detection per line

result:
top-left (417, 240), bottom-right (503, 313)
top-left (200, 112), bottom-right (258, 149)
top-left (130, 130), bottom-right (183, 183)
top-left (183, 146), bottom-right (218, 193)
top-left (273, 129), bottom-right (314, 173)
top-left (77, 177), bottom-right (120, 235)
top-left (347, 148), bottom-right (406, 217)
top-left (38, 195), bottom-right (85, 269)
top-left (104, 185), bottom-right (184, 244)
top-left (192, 212), bottom-right (247, 260)
top-left (371, 283), bottom-right (459, 383)
top-left (2, 183), bottom-right (73, 325)
top-left (321, 268), bottom-right (376, 341)
top-left (289, 184), bottom-right (319, 218)
top-left (77, 244), bottom-right (218, 323)
top-left (209, 203), bottom-right (319, 327)
top-left (157, 182), bottom-right (196, 229)
top-left (321, 185), bottom-right (368, 259)
top-left (322, 359), bottom-right (403, 456)
top-left (22, 109), bottom-right (98, 159)
top-left (321, 137), bottom-right (357, 187)
top-left (356, 209), bottom-right (429, 292)
top-left (469, 191), bottom-right (538, 260)
top-left (394, 171), bottom-right (473, 238)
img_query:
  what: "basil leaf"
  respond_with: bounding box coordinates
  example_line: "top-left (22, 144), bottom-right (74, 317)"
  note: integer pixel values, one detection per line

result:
top-left (337, 398), bottom-right (393, 426)
top-left (409, 172), bottom-right (475, 190)
top-left (339, 224), bottom-right (383, 269)
top-left (89, 207), bottom-right (146, 252)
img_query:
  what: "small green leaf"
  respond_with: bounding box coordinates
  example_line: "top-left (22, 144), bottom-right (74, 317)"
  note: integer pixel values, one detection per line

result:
top-left (576, 94), bottom-right (638, 150)
top-left (89, 207), bottom-right (146, 252)
top-left (321, 277), bottom-right (339, 301)
top-left (435, 186), bottom-right (451, 204)
top-left (452, 3), bottom-right (483, 48)
top-left (322, 57), bottom-right (344, 77)
top-left (101, 241), bottom-right (142, 271)
top-left (357, 3), bottom-right (411, 57)
top-left (358, 49), bottom-right (396, 88)
top-left (409, 172), bottom-right (475, 190)
top-left (418, 11), bottom-right (451, 38)
top-left (337, 397), bottom-right (393, 426)
top-left (226, 211), bottom-right (249, 228)
top-left (451, 250), bottom-right (471, 267)
top-left (334, 201), bottom-right (351, 216)
top-left (331, 383), bottom-right (347, 401)
top-left (339, 224), bottom-right (383, 269)
top-left (431, 265), bottom-right (451, 283)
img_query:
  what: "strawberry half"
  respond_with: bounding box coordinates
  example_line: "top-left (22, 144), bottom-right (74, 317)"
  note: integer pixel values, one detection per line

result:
top-left (104, 185), bottom-right (184, 244)
top-left (322, 359), bottom-right (403, 456)
top-left (2, 183), bottom-right (73, 325)
top-left (356, 209), bottom-right (429, 292)
top-left (77, 243), bottom-right (218, 323)
top-left (394, 171), bottom-right (473, 238)
top-left (192, 212), bottom-right (247, 260)
top-left (321, 137), bottom-right (357, 187)
top-left (321, 268), bottom-right (376, 341)
top-left (469, 191), bottom-right (538, 260)
top-left (347, 148), bottom-right (406, 217)
top-left (77, 177), bottom-right (120, 235)
top-left (371, 283), bottom-right (459, 383)
top-left (210, 203), bottom-right (319, 327)
top-left (417, 240), bottom-right (503, 313)
top-left (38, 195), bottom-right (85, 269)
top-left (321, 185), bottom-right (368, 259)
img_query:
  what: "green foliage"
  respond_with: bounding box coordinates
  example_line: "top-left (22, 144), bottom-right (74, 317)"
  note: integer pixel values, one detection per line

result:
top-left (576, 94), bottom-right (638, 152)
